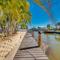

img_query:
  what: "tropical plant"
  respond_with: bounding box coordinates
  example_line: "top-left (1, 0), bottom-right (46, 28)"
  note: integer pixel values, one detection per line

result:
top-left (0, 0), bottom-right (31, 36)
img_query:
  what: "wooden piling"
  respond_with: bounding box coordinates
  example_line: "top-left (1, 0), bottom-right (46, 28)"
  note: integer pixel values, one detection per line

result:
top-left (38, 31), bottom-right (41, 47)
top-left (32, 31), bottom-right (34, 37)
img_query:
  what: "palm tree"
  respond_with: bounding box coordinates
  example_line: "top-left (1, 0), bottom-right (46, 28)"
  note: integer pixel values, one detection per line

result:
top-left (34, 0), bottom-right (49, 14)
top-left (34, 0), bottom-right (56, 24)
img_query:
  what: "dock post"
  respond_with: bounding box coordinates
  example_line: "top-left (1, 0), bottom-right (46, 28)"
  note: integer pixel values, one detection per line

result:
top-left (38, 31), bottom-right (41, 47)
top-left (32, 31), bottom-right (34, 37)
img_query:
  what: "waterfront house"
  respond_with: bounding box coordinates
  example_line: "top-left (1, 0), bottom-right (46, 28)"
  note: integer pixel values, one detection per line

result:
top-left (56, 22), bottom-right (60, 30)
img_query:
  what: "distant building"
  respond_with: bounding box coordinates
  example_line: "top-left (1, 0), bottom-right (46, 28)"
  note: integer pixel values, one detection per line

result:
top-left (56, 22), bottom-right (60, 30)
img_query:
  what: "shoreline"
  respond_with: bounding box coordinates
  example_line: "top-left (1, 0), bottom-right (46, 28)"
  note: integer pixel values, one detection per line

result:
top-left (0, 31), bottom-right (27, 60)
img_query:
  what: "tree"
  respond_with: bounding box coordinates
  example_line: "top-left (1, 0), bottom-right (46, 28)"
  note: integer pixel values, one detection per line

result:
top-left (0, 0), bottom-right (31, 36)
top-left (47, 24), bottom-right (50, 30)
top-left (34, 0), bottom-right (56, 24)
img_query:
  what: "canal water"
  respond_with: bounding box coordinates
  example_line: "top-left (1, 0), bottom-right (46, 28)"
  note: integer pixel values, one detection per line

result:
top-left (34, 31), bottom-right (60, 60)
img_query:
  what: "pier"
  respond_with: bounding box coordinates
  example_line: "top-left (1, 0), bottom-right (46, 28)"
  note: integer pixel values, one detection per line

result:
top-left (44, 31), bottom-right (60, 34)
top-left (14, 33), bottom-right (48, 60)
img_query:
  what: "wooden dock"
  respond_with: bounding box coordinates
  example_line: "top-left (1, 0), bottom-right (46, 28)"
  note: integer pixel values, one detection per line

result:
top-left (44, 31), bottom-right (60, 34)
top-left (14, 33), bottom-right (49, 60)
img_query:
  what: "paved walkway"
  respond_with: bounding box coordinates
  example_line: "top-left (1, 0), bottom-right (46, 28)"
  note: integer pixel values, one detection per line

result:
top-left (14, 33), bottom-right (48, 60)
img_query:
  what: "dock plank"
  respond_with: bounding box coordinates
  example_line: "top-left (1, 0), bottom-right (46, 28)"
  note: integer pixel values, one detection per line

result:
top-left (14, 33), bottom-right (48, 60)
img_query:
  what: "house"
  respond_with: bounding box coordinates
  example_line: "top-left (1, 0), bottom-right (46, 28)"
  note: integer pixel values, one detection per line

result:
top-left (56, 22), bottom-right (60, 30)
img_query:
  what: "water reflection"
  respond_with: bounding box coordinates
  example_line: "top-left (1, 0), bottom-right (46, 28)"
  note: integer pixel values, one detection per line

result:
top-left (34, 32), bottom-right (60, 60)
top-left (55, 34), bottom-right (60, 41)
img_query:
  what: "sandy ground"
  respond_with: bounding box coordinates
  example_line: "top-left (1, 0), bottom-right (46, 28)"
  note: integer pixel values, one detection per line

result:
top-left (0, 31), bottom-right (26, 60)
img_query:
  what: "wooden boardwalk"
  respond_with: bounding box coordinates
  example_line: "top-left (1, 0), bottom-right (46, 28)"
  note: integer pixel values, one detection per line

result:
top-left (14, 33), bottom-right (48, 60)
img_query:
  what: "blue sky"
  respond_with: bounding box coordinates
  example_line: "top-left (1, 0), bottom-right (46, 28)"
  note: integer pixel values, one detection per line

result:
top-left (28, 0), bottom-right (60, 28)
